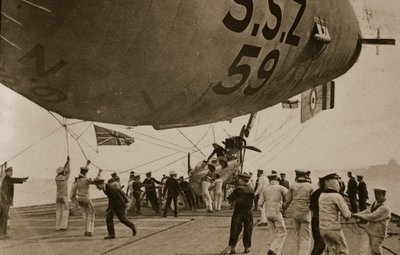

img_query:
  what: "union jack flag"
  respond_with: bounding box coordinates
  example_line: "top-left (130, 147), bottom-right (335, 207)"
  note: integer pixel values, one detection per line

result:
top-left (94, 125), bottom-right (134, 146)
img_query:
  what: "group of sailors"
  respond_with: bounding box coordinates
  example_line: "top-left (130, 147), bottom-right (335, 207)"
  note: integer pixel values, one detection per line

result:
top-left (0, 155), bottom-right (393, 255)
top-left (227, 169), bottom-right (392, 255)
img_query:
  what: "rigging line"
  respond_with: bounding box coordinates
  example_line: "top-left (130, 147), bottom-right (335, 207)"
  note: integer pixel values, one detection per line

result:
top-left (47, 111), bottom-right (64, 127)
top-left (119, 143), bottom-right (211, 175)
top-left (66, 128), bottom-right (112, 173)
top-left (212, 124), bottom-right (216, 143)
top-left (77, 122), bottom-right (93, 139)
top-left (194, 124), bottom-right (212, 145)
top-left (246, 124), bottom-right (299, 168)
top-left (176, 129), bottom-right (206, 157)
top-left (147, 144), bottom-right (211, 174)
top-left (64, 118), bottom-right (70, 156)
top-left (254, 109), bottom-right (292, 142)
top-left (259, 123), bottom-right (308, 168)
top-left (47, 112), bottom-right (96, 153)
top-left (254, 110), bottom-right (298, 146)
top-left (4, 126), bottom-right (64, 163)
top-left (130, 130), bottom-right (193, 151)
top-left (150, 155), bottom-right (188, 174)
top-left (66, 120), bottom-right (86, 127)
top-left (254, 116), bottom-right (261, 141)
top-left (134, 137), bottom-right (192, 153)
top-left (117, 143), bottom-right (206, 175)
top-left (258, 110), bottom-right (296, 143)
top-left (66, 126), bottom-right (98, 153)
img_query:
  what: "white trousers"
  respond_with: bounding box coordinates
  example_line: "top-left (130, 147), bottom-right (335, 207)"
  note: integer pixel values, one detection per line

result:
top-left (55, 196), bottom-right (69, 230)
top-left (359, 230), bottom-right (384, 255)
top-left (267, 214), bottom-right (287, 255)
top-left (202, 191), bottom-right (213, 211)
top-left (78, 197), bottom-right (95, 233)
top-left (293, 218), bottom-right (311, 255)
top-left (258, 193), bottom-right (267, 223)
top-left (214, 192), bottom-right (223, 211)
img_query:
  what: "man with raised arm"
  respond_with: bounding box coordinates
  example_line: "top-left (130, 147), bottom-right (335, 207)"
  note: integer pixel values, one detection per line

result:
top-left (55, 156), bottom-right (71, 231)
top-left (71, 160), bottom-right (97, 237)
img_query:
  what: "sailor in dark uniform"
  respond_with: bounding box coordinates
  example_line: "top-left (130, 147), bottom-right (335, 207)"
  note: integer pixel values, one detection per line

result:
top-left (0, 167), bottom-right (28, 239)
top-left (227, 173), bottom-right (254, 254)
top-left (94, 179), bottom-right (137, 239)
top-left (142, 172), bottom-right (162, 214)
top-left (346, 171), bottom-right (358, 213)
top-left (309, 178), bottom-right (326, 255)
top-left (357, 175), bottom-right (368, 223)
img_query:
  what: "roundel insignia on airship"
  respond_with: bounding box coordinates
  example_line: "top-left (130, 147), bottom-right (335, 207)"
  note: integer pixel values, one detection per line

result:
top-left (310, 88), bottom-right (317, 114)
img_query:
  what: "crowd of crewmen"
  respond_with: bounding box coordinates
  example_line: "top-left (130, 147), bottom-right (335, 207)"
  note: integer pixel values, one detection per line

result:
top-left (0, 153), bottom-right (394, 255)
top-left (227, 169), bottom-right (392, 255)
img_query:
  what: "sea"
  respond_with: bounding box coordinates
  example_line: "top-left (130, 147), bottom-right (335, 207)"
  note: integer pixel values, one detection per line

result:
top-left (12, 164), bottom-right (400, 215)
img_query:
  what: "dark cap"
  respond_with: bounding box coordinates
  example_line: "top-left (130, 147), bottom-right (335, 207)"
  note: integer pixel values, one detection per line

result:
top-left (295, 170), bottom-right (307, 176)
top-left (267, 174), bottom-right (279, 180)
top-left (356, 175), bottom-right (363, 178)
top-left (271, 170), bottom-right (277, 174)
top-left (111, 172), bottom-right (118, 178)
top-left (94, 179), bottom-right (105, 185)
top-left (257, 169), bottom-right (264, 174)
top-left (146, 172), bottom-right (151, 176)
top-left (4, 167), bottom-right (13, 172)
top-left (238, 173), bottom-right (251, 181)
top-left (134, 175), bottom-right (141, 179)
top-left (321, 173), bottom-right (339, 180)
top-left (280, 173), bottom-right (286, 176)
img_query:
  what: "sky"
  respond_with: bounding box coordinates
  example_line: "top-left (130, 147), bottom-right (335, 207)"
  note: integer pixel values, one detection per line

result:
top-left (0, 0), bottom-right (399, 185)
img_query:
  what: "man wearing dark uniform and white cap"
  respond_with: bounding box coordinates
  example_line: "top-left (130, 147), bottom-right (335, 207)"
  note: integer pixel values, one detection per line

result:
top-left (319, 173), bottom-right (352, 254)
top-left (259, 174), bottom-right (288, 255)
top-left (228, 173), bottom-right (254, 254)
top-left (162, 171), bottom-right (184, 217)
top-left (353, 186), bottom-right (391, 255)
top-left (284, 170), bottom-right (314, 255)
top-left (143, 172), bottom-right (162, 214)
top-left (55, 156), bottom-right (70, 231)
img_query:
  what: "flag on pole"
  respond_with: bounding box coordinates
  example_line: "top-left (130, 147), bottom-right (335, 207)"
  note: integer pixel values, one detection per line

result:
top-left (94, 125), bottom-right (134, 146)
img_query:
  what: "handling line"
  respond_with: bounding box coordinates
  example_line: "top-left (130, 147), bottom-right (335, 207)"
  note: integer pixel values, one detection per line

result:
top-left (99, 218), bottom-right (195, 255)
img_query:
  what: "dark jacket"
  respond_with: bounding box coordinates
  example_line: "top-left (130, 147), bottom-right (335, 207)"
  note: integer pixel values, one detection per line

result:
top-left (179, 181), bottom-right (191, 192)
top-left (310, 188), bottom-right (323, 219)
top-left (279, 179), bottom-right (290, 189)
top-left (163, 177), bottom-right (183, 198)
top-left (358, 181), bottom-right (368, 200)
top-left (132, 181), bottom-right (144, 194)
top-left (227, 185), bottom-right (254, 211)
top-left (347, 178), bottom-right (358, 197)
top-left (103, 183), bottom-right (129, 209)
top-left (0, 176), bottom-right (25, 206)
top-left (143, 177), bottom-right (161, 192)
